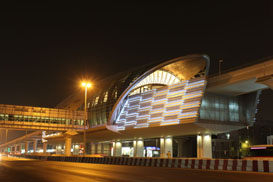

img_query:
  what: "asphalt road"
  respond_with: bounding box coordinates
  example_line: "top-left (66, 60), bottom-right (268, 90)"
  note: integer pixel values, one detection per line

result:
top-left (0, 156), bottom-right (273, 182)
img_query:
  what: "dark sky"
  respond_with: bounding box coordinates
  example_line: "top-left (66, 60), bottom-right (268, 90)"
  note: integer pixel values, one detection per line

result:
top-left (0, 1), bottom-right (273, 108)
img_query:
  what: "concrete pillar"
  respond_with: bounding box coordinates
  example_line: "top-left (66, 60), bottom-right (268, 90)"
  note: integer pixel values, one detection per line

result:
top-left (14, 145), bottom-right (17, 153)
top-left (65, 137), bottom-right (72, 156)
top-left (197, 134), bottom-right (212, 159)
top-left (133, 139), bottom-right (144, 157)
top-left (17, 144), bottom-right (21, 154)
top-left (160, 137), bottom-right (173, 158)
top-left (20, 143), bottom-right (24, 153)
top-left (113, 141), bottom-right (122, 156)
top-left (33, 140), bottom-right (37, 153)
top-left (25, 141), bottom-right (29, 155)
top-left (43, 142), bottom-right (47, 154)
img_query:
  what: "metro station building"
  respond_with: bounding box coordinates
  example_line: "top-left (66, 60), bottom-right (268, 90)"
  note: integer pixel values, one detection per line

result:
top-left (45, 54), bottom-right (260, 158)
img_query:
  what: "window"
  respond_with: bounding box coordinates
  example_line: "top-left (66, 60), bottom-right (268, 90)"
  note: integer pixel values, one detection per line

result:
top-left (104, 92), bottom-right (108, 102)
top-left (94, 97), bottom-right (99, 105)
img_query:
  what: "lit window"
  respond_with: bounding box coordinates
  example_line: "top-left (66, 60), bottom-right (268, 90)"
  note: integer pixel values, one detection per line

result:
top-left (114, 91), bottom-right (118, 99)
top-left (104, 92), bottom-right (108, 102)
top-left (94, 97), bottom-right (99, 105)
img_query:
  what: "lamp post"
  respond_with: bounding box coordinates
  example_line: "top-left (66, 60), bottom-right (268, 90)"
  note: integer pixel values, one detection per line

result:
top-left (81, 82), bottom-right (91, 155)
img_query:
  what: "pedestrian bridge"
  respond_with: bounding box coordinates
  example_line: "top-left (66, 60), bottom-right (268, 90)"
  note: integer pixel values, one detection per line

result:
top-left (0, 104), bottom-right (86, 131)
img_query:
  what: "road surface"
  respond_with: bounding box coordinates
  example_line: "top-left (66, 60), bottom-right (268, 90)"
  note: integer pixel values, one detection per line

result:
top-left (0, 156), bottom-right (272, 182)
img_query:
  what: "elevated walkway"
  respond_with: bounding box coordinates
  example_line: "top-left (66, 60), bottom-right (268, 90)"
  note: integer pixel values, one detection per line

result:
top-left (0, 104), bottom-right (86, 131)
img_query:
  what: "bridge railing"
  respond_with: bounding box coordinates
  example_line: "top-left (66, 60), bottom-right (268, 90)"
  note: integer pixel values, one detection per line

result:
top-left (209, 56), bottom-right (273, 77)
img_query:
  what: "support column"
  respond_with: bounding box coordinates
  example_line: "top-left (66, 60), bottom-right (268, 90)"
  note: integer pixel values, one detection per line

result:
top-left (43, 142), bottom-right (47, 154)
top-left (17, 144), bottom-right (21, 154)
top-left (197, 134), bottom-right (212, 159)
top-left (25, 141), bottom-right (29, 155)
top-left (33, 140), bottom-right (37, 153)
top-left (65, 137), bottom-right (72, 156)
top-left (20, 144), bottom-right (22, 154)
top-left (113, 141), bottom-right (122, 156)
top-left (14, 145), bottom-right (18, 153)
top-left (133, 139), bottom-right (144, 157)
top-left (160, 137), bottom-right (173, 158)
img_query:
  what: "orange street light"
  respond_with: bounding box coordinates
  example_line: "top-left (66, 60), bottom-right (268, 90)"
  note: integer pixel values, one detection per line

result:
top-left (82, 82), bottom-right (92, 88)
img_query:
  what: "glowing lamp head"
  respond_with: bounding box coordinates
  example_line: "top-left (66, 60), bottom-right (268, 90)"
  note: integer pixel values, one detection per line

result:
top-left (81, 82), bottom-right (92, 88)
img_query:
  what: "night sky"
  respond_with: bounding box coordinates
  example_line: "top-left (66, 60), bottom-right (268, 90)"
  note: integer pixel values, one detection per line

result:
top-left (0, 2), bottom-right (272, 108)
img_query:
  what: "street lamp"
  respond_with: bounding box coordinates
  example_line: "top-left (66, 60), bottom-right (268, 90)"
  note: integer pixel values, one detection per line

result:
top-left (81, 81), bottom-right (92, 155)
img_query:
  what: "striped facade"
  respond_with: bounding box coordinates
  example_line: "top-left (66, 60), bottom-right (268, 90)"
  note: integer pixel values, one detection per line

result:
top-left (116, 77), bottom-right (206, 130)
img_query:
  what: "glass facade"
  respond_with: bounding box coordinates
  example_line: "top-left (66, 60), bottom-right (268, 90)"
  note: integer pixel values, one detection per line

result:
top-left (89, 61), bottom-right (162, 127)
top-left (199, 91), bottom-right (260, 124)
top-left (200, 93), bottom-right (240, 122)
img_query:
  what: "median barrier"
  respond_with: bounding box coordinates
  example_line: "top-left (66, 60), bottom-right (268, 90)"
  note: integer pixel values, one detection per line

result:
top-left (9, 155), bottom-right (273, 173)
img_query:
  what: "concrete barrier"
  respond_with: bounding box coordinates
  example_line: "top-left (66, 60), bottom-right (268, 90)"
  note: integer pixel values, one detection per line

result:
top-left (9, 155), bottom-right (273, 173)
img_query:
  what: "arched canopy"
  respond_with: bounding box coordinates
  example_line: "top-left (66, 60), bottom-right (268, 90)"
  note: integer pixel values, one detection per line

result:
top-left (88, 54), bottom-right (209, 127)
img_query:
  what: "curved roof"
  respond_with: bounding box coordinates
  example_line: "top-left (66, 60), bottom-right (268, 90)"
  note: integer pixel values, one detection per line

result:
top-left (88, 54), bottom-right (209, 127)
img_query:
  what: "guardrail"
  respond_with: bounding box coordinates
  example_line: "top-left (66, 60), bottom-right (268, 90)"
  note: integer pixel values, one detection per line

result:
top-left (9, 155), bottom-right (273, 173)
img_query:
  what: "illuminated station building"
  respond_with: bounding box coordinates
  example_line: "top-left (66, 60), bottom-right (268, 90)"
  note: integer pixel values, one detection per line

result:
top-left (48, 54), bottom-right (259, 158)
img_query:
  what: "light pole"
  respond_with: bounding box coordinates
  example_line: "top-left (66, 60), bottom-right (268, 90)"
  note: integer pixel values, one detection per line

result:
top-left (81, 81), bottom-right (92, 155)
